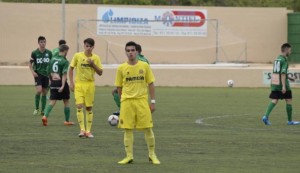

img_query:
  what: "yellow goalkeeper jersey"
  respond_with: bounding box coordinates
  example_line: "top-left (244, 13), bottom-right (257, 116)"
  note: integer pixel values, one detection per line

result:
top-left (115, 61), bottom-right (155, 101)
top-left (70, 52), bottom-right (102, 82)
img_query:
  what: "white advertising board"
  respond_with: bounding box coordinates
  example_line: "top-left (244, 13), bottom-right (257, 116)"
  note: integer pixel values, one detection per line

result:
top-left (97, 7), bottom-right (208, 37)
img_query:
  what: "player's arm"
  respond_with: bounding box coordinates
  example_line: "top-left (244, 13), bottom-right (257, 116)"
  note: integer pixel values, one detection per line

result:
top-left (149, 82), bottom-right (155, 113)
top-left (281, 73), bottom-right (287, 94)
top-left (87, 58), bottom-right (103, 76)
top-left (68, 66), bottom-right (75, 92)
top-left (280, 60), bottom-right (288, 94)
top-left (112, 88), bottom-right (118, 96)
top-left (29, 52), bottom-right (38, 77)
top-left (59, 73), bottom-right (67, 93)
top-left (117, 87), bottom-right (122, 100)
top-left (69, 55), bottom-right (77, 92)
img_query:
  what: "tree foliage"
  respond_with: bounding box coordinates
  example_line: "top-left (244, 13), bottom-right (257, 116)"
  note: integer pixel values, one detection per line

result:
top-left (2, 0), bottom-right (300, 12)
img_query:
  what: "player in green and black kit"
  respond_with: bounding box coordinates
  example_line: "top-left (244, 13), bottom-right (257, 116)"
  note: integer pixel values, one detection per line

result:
top-left (111, 44), bottom-right (149, 116)
top-left (262, 43), bottom-right (300, 125)
top-left (29, 36), bottom-right (52, 116)
top-left (42, 44), bottom-right (74, 126)
top-left (52, 39), bottom-right (66, 57)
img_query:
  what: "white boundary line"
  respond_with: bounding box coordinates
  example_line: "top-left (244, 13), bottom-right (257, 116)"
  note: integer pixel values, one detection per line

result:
top-left (195, 114), bottom-right (300, 132)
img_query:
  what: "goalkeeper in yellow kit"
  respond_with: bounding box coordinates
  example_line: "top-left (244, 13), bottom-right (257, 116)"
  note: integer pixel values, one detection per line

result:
top-left (115, 41), bottom-right (160, 164)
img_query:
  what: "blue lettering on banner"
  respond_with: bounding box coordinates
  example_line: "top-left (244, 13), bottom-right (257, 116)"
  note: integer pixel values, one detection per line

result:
top-left (102, 9), bottom-right (148, 24)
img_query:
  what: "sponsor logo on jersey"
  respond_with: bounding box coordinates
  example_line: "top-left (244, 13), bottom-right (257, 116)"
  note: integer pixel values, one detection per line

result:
top-left (81, 63), bottom-right (91, 68)
top-left (139, 69), bottom-right (144, 74)
top-left (126, 76), bottom-right (144, 82)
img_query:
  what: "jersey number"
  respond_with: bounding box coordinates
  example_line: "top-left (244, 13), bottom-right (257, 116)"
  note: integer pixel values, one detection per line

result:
top-left (273, 60), bottom-right (280, 73)
top-left (52, 61), bottom-right (59, 72)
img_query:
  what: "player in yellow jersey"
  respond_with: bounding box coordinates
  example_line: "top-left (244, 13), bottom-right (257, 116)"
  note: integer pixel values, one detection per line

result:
top-left (115, 41), bottom-right (160, 164)
top-left (68, 38), bottom-right (103, 138)
top-left (111, 43), bottom-right (149, 116)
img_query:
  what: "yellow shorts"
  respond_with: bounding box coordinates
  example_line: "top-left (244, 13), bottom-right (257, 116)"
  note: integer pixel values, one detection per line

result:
top-left (74, 82), bottom-right (95, 107)
top-left (118, 98), bottom-right (153, 129)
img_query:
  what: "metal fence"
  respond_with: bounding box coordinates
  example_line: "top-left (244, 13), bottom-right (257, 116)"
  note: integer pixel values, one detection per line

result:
top-left (77, 19), bottom-right (247, 64)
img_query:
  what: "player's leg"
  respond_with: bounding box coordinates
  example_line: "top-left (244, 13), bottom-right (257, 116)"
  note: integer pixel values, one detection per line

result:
top-left (118, 99), bottom-right (135, 164)
top-left (285, 91), bottom-right (299, 125)
top-left (135, 99), bottom-right (160, 164)
top-left (63, 99), bottom-right (74, 125)
top-left (262, 91), bottom-right (279, 125)
top-left (85, 107), bottom-right (94, 138)
top-left (112, 88), bottom-right (120, 115)
top-left (118, 129), bottom-right (134, 164)
top-left (40, 76), bottom-right (50, 116)
top-left (74, 83), bottom-right (85, 137)
top-left (62, 83), bottom-right (74, 125)
top-left (33, 75), bottom-right (42, 115)
top-left (84, 83), bottom-right (95, 138)
top-left (264, 99), bottom-right (278, 117)
top-left (42, 100), bottom-right (57, 126)
top-left (286, 99), bottom-right (293, 123)
top-left (144, 128), bottom-right (160, 164)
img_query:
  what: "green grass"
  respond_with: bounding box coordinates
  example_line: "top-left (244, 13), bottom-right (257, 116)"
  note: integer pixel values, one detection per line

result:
top-left (1, 86), bottom-right (300, 173)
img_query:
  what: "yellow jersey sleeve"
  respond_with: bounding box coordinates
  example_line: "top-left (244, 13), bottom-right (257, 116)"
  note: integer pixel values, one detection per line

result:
top-left (94, 55), bottom-right (103, 70)
top-left (70, 53), bottom-right (78, 68)
top-left (145, 64), bottom-right (155, 84)
top-left (115, 64), bottom-right (124, 87)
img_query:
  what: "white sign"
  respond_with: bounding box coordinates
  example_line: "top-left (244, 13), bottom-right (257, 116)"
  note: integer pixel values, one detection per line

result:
top-left (263, 71), bottom-right (300, 85)
top-left (97, 7), bottom-right (207, 37)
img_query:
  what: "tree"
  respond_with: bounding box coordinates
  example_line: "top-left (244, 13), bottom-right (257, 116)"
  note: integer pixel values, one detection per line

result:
top-left (292, 0), bottom-right (300, 12)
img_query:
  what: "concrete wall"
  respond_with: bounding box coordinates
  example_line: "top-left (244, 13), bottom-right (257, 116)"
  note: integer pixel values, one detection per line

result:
top-left (0, 3), bottom-right (291, 65)
top-left (0, 64), bottom-right (289, 87)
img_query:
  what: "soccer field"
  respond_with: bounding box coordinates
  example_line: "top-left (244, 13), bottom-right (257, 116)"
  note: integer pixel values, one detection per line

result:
top-left (1, 86), bottom-right (300, 173)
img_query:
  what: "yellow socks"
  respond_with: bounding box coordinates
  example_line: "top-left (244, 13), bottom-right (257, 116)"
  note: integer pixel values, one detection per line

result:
top-left (77, 108), bottom-right (85, 131)
top-left (124, 129), bottom-right (134, 158)
top-left (144, 128), bottom-right (155, 156)
top-left (86, 110), bottom-right (94, 133)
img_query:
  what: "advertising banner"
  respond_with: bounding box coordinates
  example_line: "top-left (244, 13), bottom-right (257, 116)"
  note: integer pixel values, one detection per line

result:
top-left (97, 7), bottom-right (208, 37)
top-left (263, 71), bottom-right (300, 85)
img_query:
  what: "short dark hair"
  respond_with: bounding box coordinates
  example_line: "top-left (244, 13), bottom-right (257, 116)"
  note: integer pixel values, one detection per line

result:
top-left (84, 38), bottom-right (95, 47)
top-left (136, 44), bottom-right (142, 54)
top-left (59, 44), bottom-right (69, 52)
top-left (281, 43), bottom-right (291, 52)
top-left (125, 41), bottom-right (137, 50)
top-left (59, 39), bottom-right (66, 46)
top-left (38, 36), bottom-right (46, 42)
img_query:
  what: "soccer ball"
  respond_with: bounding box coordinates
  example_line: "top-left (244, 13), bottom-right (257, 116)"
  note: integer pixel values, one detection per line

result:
top-left (227, 80), bottom-right (234, 87)
top-left (108, 115), bottom-right (119, 126)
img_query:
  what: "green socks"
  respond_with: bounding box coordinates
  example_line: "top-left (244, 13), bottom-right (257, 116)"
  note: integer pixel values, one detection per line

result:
top-left (113, 92), bottom-right (121, 108)
top-left (44, 106), bottom-right (71, 121)
top-left (41, 96), bottom-right (47, 113)
top-left (35, 94), bottom-right (41, 110)
top-left (265, 102), bottom-right (292, 122)
top-left (265, 102), bottom-right (276, 118)
top-left (64, 107), bottom-right (70, 122)
top-left (44, 105), bottom-right (53, 118)
top-left (286, 104), bottom-right (292, 122)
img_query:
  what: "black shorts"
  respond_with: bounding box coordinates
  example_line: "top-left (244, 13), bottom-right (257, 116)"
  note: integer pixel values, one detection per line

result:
top-left (49, 80), bottom-right (70, 100)
top-left (269, 90), bottom-right (292, 100)
top-left (34, 73), bottom-right (49, 88)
